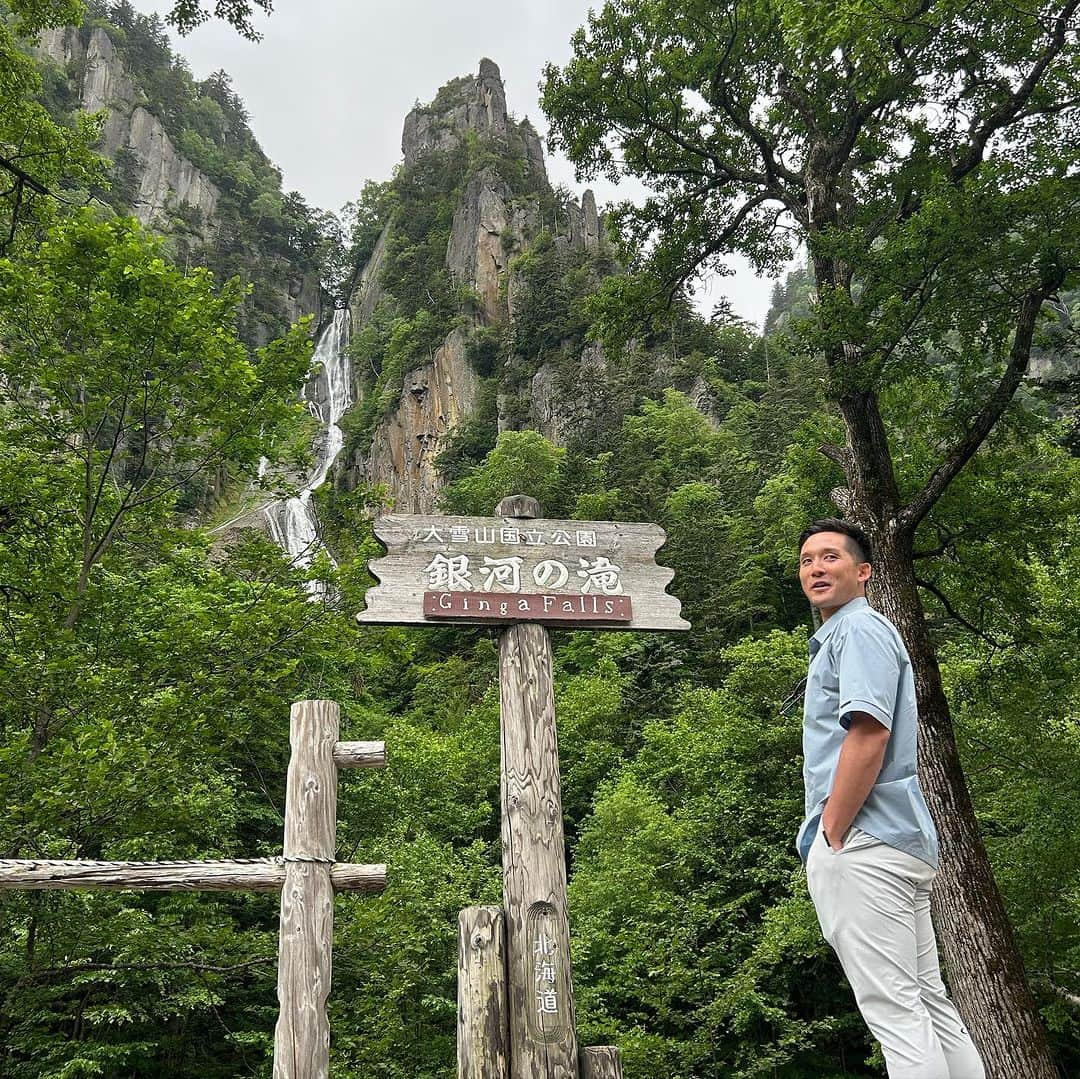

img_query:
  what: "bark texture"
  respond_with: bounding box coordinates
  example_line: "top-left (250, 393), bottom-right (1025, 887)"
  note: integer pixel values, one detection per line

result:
top-left (458, 905), bottom-right (511, 1079)
top-left (868, 530), bottom-right (1059, 1079)
top-left (500, 622), bottom-right (578, 1079)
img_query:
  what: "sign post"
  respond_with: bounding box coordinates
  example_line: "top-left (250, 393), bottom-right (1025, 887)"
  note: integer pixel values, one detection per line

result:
top-left (0, 700), bottom-right (386, 1079)
top-left (357, 494), bottom-right (688, 1078)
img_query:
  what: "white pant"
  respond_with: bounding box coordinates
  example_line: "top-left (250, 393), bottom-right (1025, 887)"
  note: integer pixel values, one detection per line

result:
top-left (806, 826), bottom-right (986, 1079)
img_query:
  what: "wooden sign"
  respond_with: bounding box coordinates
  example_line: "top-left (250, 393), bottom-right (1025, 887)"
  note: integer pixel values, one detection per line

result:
top-left (361, 495), bottom-right (670, 1079)
top-left (356, 513), bottom-right (688, 631)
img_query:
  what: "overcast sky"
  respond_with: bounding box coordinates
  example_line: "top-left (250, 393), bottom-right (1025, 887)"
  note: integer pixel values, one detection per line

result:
top-left (132, 0), bottom-right (779, 326)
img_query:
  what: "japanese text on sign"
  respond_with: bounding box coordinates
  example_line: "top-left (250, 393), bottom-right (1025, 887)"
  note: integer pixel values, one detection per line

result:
top-left (423, 553), bottom-right (623, 595)
top-left (413, 526), bottom-right (598, 548)
top-left (533, 930), bottom-right (558, 1017)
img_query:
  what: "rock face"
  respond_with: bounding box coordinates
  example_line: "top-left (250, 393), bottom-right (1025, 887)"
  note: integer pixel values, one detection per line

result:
top-left (402, 57), bottom-right (509, 167)
top-left (350, 222), bottom-right (391, 325)
top-left (363, 329), bottom-right (479, 512)
top-left (127, 106), bottom-right (218, 227)
top-left (345, 60), bottom-right (608, 511)
top-left (36, 26), bottom-right (219, 237)
top-left (446, 169), bottom-right (514, 323)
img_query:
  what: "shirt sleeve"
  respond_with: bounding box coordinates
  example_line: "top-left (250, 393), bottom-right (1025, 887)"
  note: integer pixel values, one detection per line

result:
top-left (833, 615), bottom-right (902, 731)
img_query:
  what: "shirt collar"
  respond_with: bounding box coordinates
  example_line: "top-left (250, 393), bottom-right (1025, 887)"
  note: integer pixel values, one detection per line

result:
top-left (808, 596), bottom-right (869, 656)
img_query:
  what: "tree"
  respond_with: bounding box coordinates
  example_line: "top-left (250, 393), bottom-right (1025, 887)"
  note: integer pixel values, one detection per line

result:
top-left (0, 211), bottom-right (311, 757)
top-left (138, 0), bottom-right (272, 40)
top-left (543, 3), bottom-right (1080, 1076)
top-left (0, 1), bottom-right (103, 254)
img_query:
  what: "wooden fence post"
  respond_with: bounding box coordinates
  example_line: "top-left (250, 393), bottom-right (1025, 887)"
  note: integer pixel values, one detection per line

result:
top-left (273, 699), bottom-right (339, 1079)
top-left (458, 905), bottom-right (511, 1079)
top-left (497, 496), bottom-right (579, 1079)
top-left (0, 698), bottom-right (386, 1079)
top-left (579, 1047), bottom-right (622, 1079)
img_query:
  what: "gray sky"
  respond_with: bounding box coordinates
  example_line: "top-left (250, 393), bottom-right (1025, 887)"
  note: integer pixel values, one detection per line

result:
top-left (134, 0), bottom-right (778, 326)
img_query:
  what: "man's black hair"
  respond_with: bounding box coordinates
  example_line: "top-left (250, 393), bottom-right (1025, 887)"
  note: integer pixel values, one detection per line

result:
top-left (798, 518), bottom-right (873, 564)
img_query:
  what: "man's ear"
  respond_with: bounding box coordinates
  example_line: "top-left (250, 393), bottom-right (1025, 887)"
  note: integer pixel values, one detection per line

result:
top-left (859, 562), bottom-right (873, 585)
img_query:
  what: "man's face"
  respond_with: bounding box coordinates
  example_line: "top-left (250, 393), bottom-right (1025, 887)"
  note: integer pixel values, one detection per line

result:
top-left (798, 531), bottom-right (872, 619)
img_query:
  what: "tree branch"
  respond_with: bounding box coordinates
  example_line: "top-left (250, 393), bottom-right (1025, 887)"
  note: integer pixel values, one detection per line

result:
top-left (818, 442), bottom-right (850, 469)
top-left (900, 288), bottom-right (1050, 531)
top-left (951, 0), bottom-right (1080, 181)
top-left (916, 574), bottom-right (1002, 649)
top-left (667, 191), bottom-right (775, 299)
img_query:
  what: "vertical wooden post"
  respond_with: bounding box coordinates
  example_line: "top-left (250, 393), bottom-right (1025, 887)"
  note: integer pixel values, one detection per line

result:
top-left (579, 1047), bottom-right (622, 1079)
top-left (497, 496), bottom-right (579, 1079)
top-left (274, 699), bottom-right (339, 1079)
top-left (458, 905), bottom-right (511, 1079)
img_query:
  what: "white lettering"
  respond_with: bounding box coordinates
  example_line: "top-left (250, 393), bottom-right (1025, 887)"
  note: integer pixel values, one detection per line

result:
top-left (533, 559), bottom-right (569, 589)
top-left (577, 555), bottom-right (623, 595)
top-left (536, 989), bottom-right (558, 1014)
top-left (480, 556), bottom-right (524, 592)
top-left (424, 553), bottom-right (472, 590)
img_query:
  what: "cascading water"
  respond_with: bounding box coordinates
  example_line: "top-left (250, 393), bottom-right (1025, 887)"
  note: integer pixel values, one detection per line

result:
top-left (263, 308), bottom-right (352, 596)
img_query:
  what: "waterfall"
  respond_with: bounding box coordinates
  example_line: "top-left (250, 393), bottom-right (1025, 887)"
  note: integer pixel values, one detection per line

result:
top-left (263, 308), bottom-right (352, 595)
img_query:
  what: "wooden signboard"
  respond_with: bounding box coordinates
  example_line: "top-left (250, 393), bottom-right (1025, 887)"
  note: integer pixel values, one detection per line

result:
top-left (358, 497), bottom-right (686, 1079)
top-left (356, 512), bottom-right (688, 631)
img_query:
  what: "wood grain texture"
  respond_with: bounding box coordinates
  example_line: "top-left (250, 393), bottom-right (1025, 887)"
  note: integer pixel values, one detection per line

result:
top-left (356, 514), bottom-right (688, 631)
top-left (333, 740), bottom-right (387, 769)
top-left (0, 859), bottom-right (290, 891)
top-left (458, 905), bottom-right (510, 1079)
top-left (283, 700), bottom-right (339, 861)
top-left (0, 859), bottom-right (385, 893)
top-left (500, 624), bottom-right (578, 1079)
top-left (274, 860), bottom-right (334, 1079)
top-left (496, 495), bottom-right (541, 519)
top-left (579, 1048), bottom-right (622, 1079)
top-left (329, 864), bottom-right (387, 892)
top-left (273, 700), bottom-right (339, 1079)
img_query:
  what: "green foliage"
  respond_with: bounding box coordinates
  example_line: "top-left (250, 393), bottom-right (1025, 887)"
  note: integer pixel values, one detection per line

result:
top-left (570, 632), bottom-right (872, 1077)
top-left (432, 378), bottom-right (500, 483)
top-left (509, 231), bottom-right (592, 369)
top-left (0, 207), bottom-right (348, 1076)
top-left (0, 3), bottom-right (104, 254)
top-left (440, 430), bottom-right (568, 516)
top-left (165, 0), bottom-right (271, 40)
top-left (0, 210), bottom-right (310, 520)
top-left (341, 301), bottom-right (454, 462)
top-left (3, 14), bottom-right (1079, 1077)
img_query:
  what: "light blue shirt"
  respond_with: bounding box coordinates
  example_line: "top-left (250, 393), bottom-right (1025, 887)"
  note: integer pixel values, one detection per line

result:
top-left (796, 596), bottom-right (938, 868)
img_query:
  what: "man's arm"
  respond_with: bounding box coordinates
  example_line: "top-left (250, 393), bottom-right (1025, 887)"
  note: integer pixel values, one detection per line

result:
top-left (821, 713), bottom-right (890, 851)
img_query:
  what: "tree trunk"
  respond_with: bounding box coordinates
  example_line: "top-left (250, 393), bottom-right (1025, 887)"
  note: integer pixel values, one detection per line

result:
top-left (868, 525), bottom-right (1060, 1079)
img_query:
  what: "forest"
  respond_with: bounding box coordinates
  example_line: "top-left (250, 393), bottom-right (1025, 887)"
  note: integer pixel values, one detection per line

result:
top-left (0, 0), bottom-right (1078, 1076)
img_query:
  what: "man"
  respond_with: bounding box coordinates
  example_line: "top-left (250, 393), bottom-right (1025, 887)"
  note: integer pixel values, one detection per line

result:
top-left (797, 519), bottom-right (985, 1079)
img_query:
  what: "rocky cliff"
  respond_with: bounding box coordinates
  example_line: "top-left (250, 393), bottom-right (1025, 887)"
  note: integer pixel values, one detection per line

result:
top-left (342, 59), bottom-right (609, 512)
top-left (37, 26), bottom-right (219, 236)
top-left (33, 14), bottom-right (325, 344)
